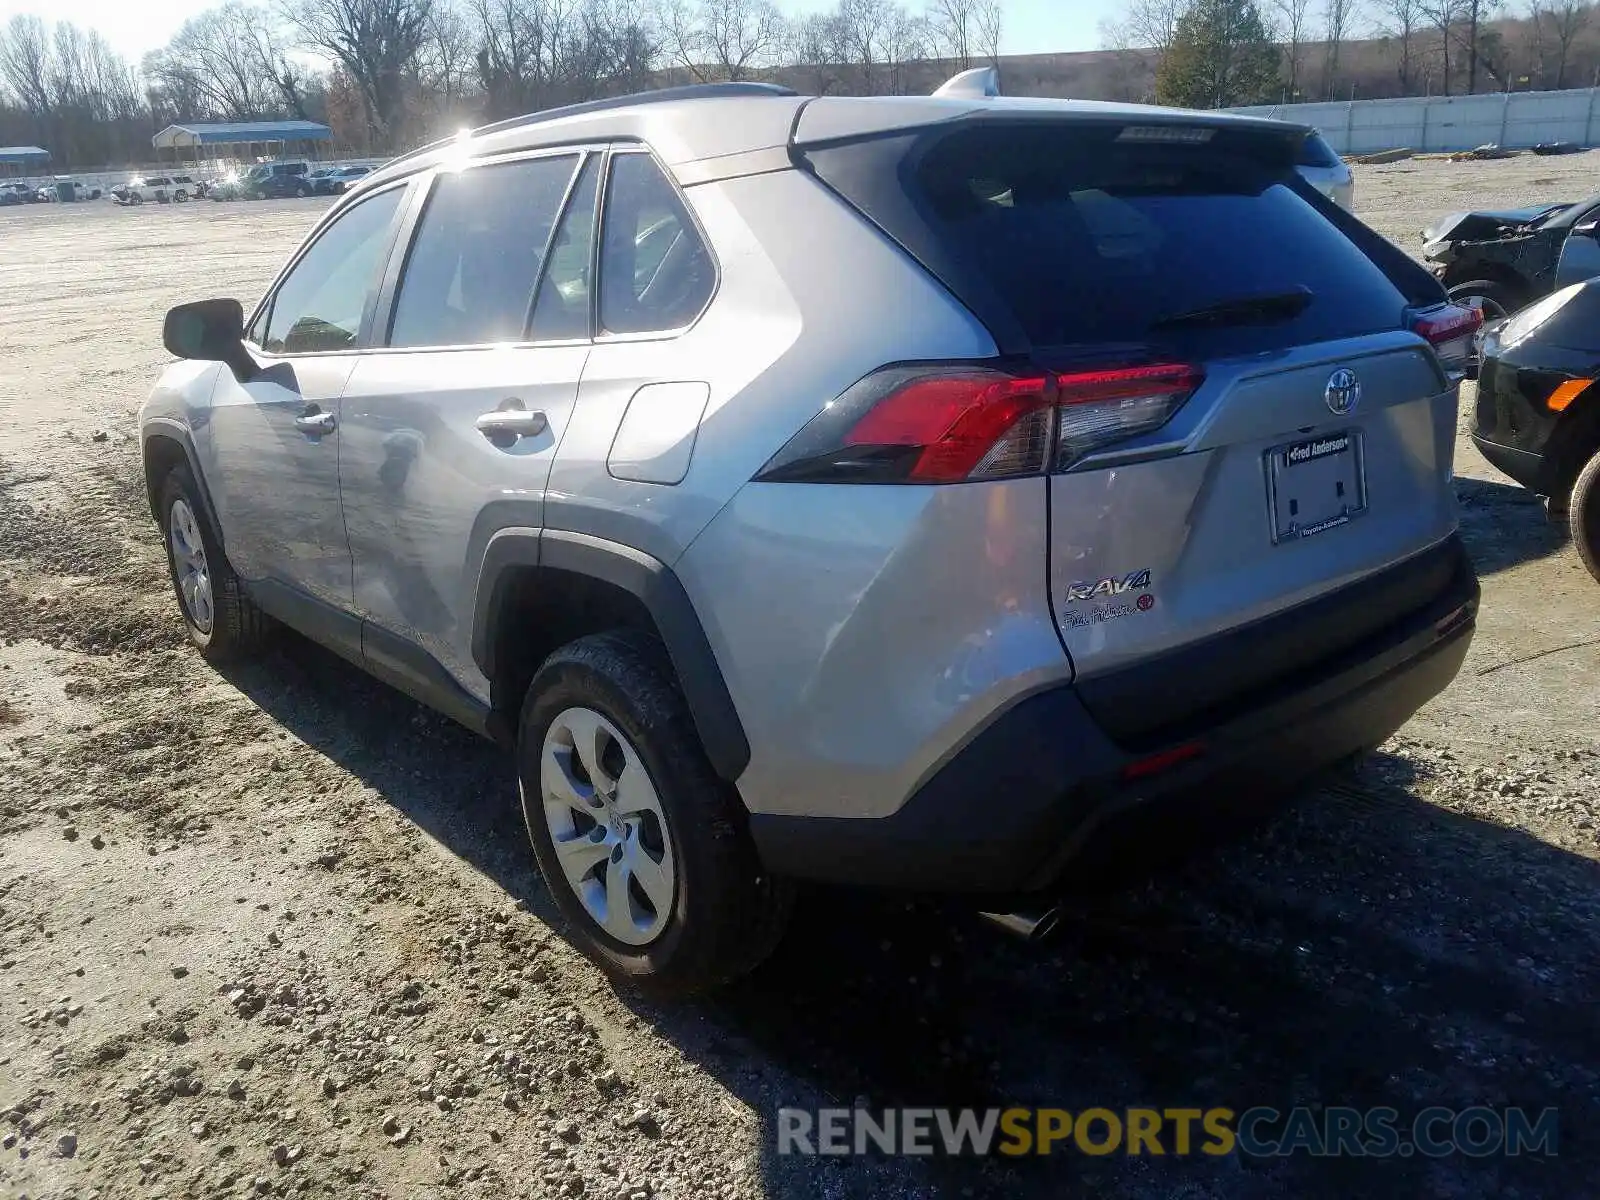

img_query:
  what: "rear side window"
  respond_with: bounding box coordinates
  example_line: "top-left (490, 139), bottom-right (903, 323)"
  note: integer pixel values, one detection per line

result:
top-left (810, 122), bottom-right (1409, 356)
top-left (598, 153), bottom-right (714, 335)
top-left (389, 154), bottom-right (579, 348)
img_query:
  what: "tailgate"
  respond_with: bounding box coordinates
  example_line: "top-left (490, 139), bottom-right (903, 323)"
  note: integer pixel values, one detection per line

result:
top-left (1050, 335), bottom-right (1459, 689)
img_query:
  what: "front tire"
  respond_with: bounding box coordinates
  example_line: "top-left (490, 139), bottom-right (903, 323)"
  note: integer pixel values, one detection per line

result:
top-left (1569, 447), bottom-right (1600, 584)
top-left (1447, 279), bottom-right (1518, 323)
top-left (157, 466), bottom-right (268, 661)
top-left (518, 632), bottom-right (791, 995)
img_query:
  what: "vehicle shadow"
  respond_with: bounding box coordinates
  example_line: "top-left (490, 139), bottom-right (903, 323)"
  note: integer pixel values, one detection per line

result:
top-left (1454, 474), bottom-right (1568, 577)
top-left (222, 638), bottom-right (1600, 1200)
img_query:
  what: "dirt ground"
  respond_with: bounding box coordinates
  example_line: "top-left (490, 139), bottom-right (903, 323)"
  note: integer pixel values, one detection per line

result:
top-left (1, 159), bottom-right (1598, 1200)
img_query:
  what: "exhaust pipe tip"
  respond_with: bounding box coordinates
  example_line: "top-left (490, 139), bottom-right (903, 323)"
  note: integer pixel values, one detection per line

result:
top-left (977, 907), bottom-right (1062, 943)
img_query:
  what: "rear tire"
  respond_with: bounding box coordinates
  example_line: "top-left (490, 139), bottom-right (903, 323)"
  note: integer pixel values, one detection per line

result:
top-left (1447, 279), bottom-right (1518, 322)
top-left (157, 466), bottom-right (269, 661)
top-left (517, 631), bottom-right (792, 995)
top-left (1569, 447), bottom-right (1600, 584)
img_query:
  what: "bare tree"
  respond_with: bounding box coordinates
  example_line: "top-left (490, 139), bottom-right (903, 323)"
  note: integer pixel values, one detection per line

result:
top-left (1375, 0), bottom-right (1425, 91)
top-left (419, 0), bottom-right (475, 108)
top-left (784, 9), bottom-right (849, 93)
top-left (1270, 0), bottom-right (1313, 97)
top-left (1529, 0), bottom-right (1592, 86)
top-left (880, 3), bottom-right (929, 93)
top-left (1420, 0), bottom-right (1466, 92)
top-left (1322, 0), bottom-right (1360, 97)
top-left (283, 0), bottom-right (433, 148)
top-left (147, 4), bottom-right (287, 120)
top-left (837, 0), bottom-right (889, 92)
top-left (975, 0), bottom-right (1002, 69)
top-left (1098, 0), bottom-right (1191, 55)
top-left (927, 0), bottom-right (977, 67)
top-left (1459, 0), bottom-right (1503, 90)
top-left (659, 0), bottom-right (781, 82)
top-left (0, 15), bottom-right (53, 120)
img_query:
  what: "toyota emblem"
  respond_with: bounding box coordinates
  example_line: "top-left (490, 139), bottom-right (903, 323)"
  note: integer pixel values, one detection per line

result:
top-left (1325, 368), bottom-right (1361, 416)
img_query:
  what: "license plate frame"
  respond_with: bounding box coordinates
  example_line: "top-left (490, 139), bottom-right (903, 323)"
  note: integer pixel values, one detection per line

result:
top-left (1266, 430), bottom-right (1368, 544)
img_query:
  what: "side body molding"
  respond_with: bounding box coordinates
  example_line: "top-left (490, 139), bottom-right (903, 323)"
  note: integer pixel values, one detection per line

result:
top-left (471, 527), bottom-right (751, 782)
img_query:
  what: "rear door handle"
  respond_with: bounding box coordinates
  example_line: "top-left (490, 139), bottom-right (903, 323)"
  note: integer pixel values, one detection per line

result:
top-left (294, 410), bottom-right (336, 435)
top-left (475, 407), bottom-right (548, 441)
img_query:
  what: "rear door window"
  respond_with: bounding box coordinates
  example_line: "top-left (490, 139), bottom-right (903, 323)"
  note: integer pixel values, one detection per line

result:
top-left (810, 122), bottom-right (1410, 357)
top-left (388, 153), bottom-right (579, 348)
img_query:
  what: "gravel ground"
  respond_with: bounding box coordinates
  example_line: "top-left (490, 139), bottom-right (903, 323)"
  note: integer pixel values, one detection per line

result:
top-left (2, 160), bottom-right (1598, 1200)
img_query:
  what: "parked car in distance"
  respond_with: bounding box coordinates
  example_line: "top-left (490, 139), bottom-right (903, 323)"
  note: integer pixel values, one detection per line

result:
top-left (140, 79), bottom-right (1481, 995)
top-left (52, 177), bottom-right (103, 201)
top-left (312, 165), bottom-right (371, 195)
top-left (112, 175), bottom-right (195, 205)
top-left (1295, 130), bottom-right (1355, 211)
top-left (1474, 277), bottom-right (1600, 575)
top-left (244, 161), bottom-right (313, 199)
top-left (0, 181), bottom-right (43, 205)
top-left (1421, 194), bottom-right (1600, 322)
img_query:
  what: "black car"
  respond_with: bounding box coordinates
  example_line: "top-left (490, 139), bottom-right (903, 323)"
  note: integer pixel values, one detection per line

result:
top-left (243, 161), bottom-right (313, 199)
top-left (1473, 277), bottom-right (1600, 580)
top-left (1422, 196), bottom-right (1600, 322)
top-left (311, 166), bottom-right (370, 195)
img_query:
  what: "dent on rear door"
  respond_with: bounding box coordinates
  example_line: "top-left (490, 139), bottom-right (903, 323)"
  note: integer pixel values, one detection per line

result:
top-left (1049, 337), bottom-right (1458, 680)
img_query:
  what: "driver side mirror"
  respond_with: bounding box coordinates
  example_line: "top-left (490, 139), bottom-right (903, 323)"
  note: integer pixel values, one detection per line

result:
top-left (163, 298), bottom-right (257, 382)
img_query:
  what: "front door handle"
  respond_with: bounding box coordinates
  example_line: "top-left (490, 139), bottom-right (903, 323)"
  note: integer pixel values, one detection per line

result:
top-left (475, 407), bottom-right (548, 441)
top-left (294, 409), bottom-right (336, 435)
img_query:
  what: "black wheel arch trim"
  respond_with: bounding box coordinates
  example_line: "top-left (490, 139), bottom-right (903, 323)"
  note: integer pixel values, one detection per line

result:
top-left (471, 525), bottom-right (751, 782)
top-left (141, 419), bottom-right (224, 549)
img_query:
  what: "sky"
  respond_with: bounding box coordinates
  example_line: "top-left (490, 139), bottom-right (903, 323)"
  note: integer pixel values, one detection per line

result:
top-left (0, 0), bottom-right (1117, 65)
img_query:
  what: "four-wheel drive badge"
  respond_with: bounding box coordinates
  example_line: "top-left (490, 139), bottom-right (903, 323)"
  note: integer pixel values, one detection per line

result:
top-left (1064, 569), bottom-right (1152, 604)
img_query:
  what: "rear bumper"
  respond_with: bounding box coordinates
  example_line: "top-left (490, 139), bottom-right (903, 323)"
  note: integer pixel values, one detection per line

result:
top-left (1471, 433), bottom-right (1558, 494)
top-left (748, 537), bottom-right (1478, 893)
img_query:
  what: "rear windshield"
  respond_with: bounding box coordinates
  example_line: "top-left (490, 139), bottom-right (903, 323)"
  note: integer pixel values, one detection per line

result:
top-left (809, 122), bottom-right (1409, 357)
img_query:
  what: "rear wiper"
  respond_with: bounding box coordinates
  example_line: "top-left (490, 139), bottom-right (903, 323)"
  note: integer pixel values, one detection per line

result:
top-left (1149, 287), bottom-right (1313, 331)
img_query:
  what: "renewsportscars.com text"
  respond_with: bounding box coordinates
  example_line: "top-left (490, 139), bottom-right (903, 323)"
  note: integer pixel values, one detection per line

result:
top-left (777, 1106), bottom-right (1559, 1158)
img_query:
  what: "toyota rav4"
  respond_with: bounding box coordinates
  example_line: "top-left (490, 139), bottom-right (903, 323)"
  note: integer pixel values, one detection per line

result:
top-left (140, 79), bottom-right (1481, 993)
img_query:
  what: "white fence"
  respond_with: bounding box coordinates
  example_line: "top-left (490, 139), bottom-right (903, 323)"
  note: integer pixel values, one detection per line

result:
top-left (1229, 87), bottom-right (1600, 154)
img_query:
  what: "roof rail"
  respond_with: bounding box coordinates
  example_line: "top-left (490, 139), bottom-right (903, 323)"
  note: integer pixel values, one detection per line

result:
top-left (378, 82), bottom-right (800, 176)
top-left (933, 66), bottom-right (1000, 99)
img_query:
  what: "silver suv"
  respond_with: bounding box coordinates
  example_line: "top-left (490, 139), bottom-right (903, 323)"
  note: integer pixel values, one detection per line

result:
top-left (140, 82), bottom-right (1481, 993)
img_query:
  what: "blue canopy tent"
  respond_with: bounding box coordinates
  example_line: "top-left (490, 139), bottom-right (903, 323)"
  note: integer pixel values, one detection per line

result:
top-left (151, 121), bottom-right (333, 168)
top-left (0, 146), bottom-right (50, 179)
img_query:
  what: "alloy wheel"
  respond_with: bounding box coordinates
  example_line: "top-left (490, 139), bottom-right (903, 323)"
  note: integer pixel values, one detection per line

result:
top-left (168, 498), bottom-right (214, 634)
top-left (539, 706), bottom-right (676, 946)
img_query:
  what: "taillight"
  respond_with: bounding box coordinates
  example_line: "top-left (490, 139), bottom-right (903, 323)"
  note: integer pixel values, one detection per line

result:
top-left (1412, 304), bottom-right (1483, 378)
top-left (755, 362), bottom-right (1202, 484)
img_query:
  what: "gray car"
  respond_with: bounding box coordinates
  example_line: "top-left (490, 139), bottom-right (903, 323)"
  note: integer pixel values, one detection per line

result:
top-left (140, 80), bottom-right (1481, 993)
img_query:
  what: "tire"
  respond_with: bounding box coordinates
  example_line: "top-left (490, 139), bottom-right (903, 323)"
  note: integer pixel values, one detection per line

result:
top-left (518, 631), bottom-right (792, 995)
top-left (130, 193), bottom-right (143, 206)
top-left (174, 190), bottom-right (188, 203)
top-left (1447, 279), bottom-right (1518, 323)
top-left (157, 466), bottom-right (269, 661)
top-left (295, 184), bottom-right (309, 198)
top-left (1569, 447), bottom-right (1600, 584)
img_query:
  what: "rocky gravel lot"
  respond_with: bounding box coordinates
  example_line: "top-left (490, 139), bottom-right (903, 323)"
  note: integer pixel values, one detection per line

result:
top-left (2, 158), bottom-right (1599, 1200)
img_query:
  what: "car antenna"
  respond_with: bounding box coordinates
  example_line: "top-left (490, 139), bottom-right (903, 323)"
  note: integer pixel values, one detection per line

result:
top-left (933, 66), bottom-right (1000, 99)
